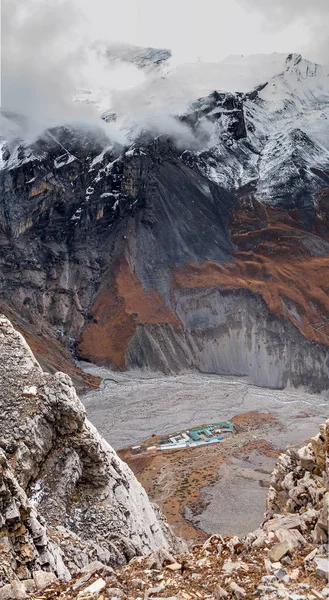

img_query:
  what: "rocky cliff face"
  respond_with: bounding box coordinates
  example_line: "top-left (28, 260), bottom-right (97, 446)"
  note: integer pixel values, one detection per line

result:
top-left (0, 316), bottom-right (178, 586)
top-left (265, 420), bottom-right (328, 545)
top-left (2, 53), bottom-right (329, 391)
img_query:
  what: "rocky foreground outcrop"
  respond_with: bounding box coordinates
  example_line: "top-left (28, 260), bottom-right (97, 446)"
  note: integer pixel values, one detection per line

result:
top-left (0, 316), bottom-right (179, 590)
top-left (1, 409), bottom-right (328, 599)
top-left (0, 317), bottom-right (328, 598)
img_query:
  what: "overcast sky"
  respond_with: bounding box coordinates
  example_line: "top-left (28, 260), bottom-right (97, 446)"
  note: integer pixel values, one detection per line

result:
top-left (2, 0), bottom-right (329, 143)
top-left (78, 0), bottom-right (328, 64)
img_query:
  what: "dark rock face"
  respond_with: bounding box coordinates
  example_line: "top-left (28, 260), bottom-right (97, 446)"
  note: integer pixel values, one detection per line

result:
top-left (0, 128), bottom-right (236, 361)
top-left (0, 128), bottom-right (140, 360)
top-left (1, 81), bottom-right (329, 391)
top-left (181, 90), bottom-right (247, 141)
top-left (127, 156), bottom-right (236, 293)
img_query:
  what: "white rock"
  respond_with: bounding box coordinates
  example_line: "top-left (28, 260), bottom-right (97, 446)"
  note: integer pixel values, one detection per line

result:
top-left (77, 578), bottom-right (106, 598)
top-left (22, 386), bottom-right (38, 398)
top-left (11, 581), bottom-right (29, 599)
top-left (229, 581), bottom-right (246, 597)
top-left (304, 549), bottom-right (319, 564)
top-left (222, 560), bottom-right (241, 574)
top-left (0, 585), bottom-right (14, 600)
top-left (297, 445), bottom-right (316, 471)
top-left (275, 528), bottom-right (307, 550)
top-left (269, 541), bottom-right (291, 562)
top-left (315, 557), bottom-right (329, 581)
top-left (146, 548), bottom-right (176, 569)
top-left (33, 571), bottom-right (57, 591)
top-left (215, 585), bottom-right (229, 598)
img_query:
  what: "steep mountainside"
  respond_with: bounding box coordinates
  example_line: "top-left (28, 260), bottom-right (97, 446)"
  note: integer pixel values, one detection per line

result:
top-left (2, 53), bottom-right (329, 390)
top-left (0, 316), bottom-right (178, 585)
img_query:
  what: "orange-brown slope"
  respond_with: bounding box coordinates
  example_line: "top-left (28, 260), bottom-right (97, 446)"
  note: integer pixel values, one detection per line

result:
top-left (78, 199), bottom-right (329, 369)
top-left (174, 200), bottom-right (329, 347)
top-left (77, 257), bottom-right (182, 367)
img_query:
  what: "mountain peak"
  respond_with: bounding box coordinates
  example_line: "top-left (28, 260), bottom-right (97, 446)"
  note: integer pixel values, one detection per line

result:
top-left (283, 52), bottom-right (323, 80)
top-left (285, 52), bottom-right (303, 66)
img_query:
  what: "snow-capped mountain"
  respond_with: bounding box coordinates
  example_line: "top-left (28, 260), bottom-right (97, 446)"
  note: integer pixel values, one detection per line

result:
top-left (2, 50), bottom-right (329, 391)
top-left (178, 53), bottom-right (329, 207)
top-left (3, 51), bottom-right (329, 207)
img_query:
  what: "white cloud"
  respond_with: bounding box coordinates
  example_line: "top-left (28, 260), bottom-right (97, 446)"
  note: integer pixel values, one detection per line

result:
top-left (78, 0), bottom-right (311, 63)
top-left (1, 0), bottom-right (327, 146)
top-left (235, 0), bottom-right (329, 63)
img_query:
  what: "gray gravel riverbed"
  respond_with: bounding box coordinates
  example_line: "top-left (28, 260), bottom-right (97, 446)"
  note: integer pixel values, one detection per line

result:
top-left (81, 365), bottom-right (329, 536)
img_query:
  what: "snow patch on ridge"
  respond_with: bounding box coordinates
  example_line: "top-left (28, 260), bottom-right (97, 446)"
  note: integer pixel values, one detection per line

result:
top-left (185, 54), bottom-right (329, 204)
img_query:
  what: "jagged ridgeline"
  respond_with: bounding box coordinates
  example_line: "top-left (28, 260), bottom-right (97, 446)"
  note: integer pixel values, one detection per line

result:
top-left (2, 54), bottom-right (329, 390)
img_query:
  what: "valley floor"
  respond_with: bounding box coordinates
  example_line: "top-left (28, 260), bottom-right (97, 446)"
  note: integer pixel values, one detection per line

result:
top-left (81, 366), bottom-right (329, 541)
